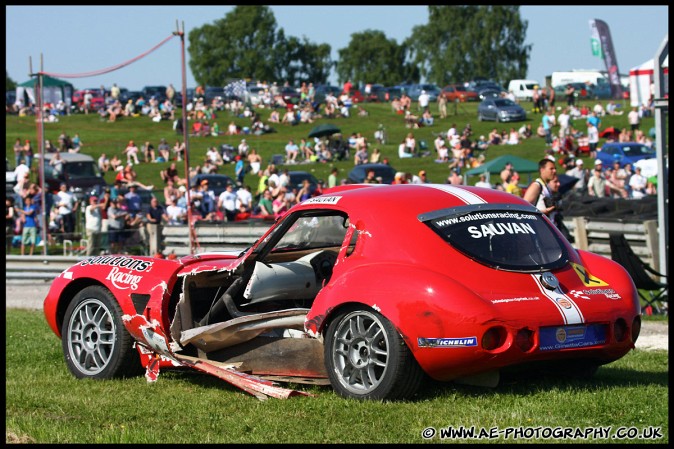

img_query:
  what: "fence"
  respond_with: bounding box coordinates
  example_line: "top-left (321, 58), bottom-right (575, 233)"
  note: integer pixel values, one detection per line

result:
top-left (6, 218), bottom-right (663, 282)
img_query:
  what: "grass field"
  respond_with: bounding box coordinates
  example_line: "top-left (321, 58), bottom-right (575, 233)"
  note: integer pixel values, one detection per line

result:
top-left (5, 308), bottom-right (668, 444)
top-left (6, 98), bottom-right (657, 198)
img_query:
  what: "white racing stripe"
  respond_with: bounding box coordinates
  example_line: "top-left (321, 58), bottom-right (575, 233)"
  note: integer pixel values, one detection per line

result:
top-left (414, 184), bottom-right (488, 205)
top-left (530, 274), bottom-right (584, 324)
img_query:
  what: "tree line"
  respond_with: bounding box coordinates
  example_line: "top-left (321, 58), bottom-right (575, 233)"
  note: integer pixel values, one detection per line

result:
top-left (188, 5), bottom-right (531, 88)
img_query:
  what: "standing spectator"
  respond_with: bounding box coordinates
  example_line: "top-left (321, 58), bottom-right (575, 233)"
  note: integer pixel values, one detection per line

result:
top-left (587, 162), bottom-right (607, 197)
top-left (83, 90), bottom-right (93, 114)
top-left (49, 151), bottom-right (66, 176)
top-left (166, 84), bottom-right (176, 105)
top-left (566, 159), bottom-right (588, 194)
top-left (123, 140), bottom-right (140, 165)
top-left (234, 155), bottom-right (246, 186)
top-left (272, 189), bottom-right (290, 219)
top-left (523, 158), bottom-right (557, 217)
top-left (217, 183), bottom-right (238, 222)
top-left (564, 84), bottom-right (575, 106)
top-left (542, 109), bottom-right (553, 146)
top-left (557, 107), bottom-right (570, 138)
top-left (587, 121), bottom-right (599, 159)
top-left (107, 198), bottom-right (127, 253)
top-left (23, 139), bottom-right (34, 170)
top-left (13, 138), bottom-right (23, 168)
top-left (237, 139), bottom-right (250, 158)
top-left (110, 83), bottom-right (120, 101)
top-left (124, 184), bottom-right (143, 219)
top-left (6, 197), bottom-right (17, 253)
top-left (438, 93), bottom-right (447, 119)
top-left (55, 183), bottom-right (76, 234)
top-left (628, 166), bottom-right (647, 199)
top-left (628, 107), bottom-right (640, 133)
top-left (84, 195), bottom-right (105, 256)
top-left (236, 184), bottom-right (253, 212)
top-left (418, 90), bottom-right (430, 111)
top-left (165, 198), bottom-right (186, 225)
top-left (327, 167), bottom-right (338, 188)
top-left (17, 195), bottom-right (37, 256)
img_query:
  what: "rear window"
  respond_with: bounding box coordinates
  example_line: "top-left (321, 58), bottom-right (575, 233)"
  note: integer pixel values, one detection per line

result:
top-left (420, 204), bottom-right (569, 272)
top-left (64, 161), bottom-right (101, 179)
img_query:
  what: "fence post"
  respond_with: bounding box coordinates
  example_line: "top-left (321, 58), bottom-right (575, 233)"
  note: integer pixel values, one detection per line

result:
top-left (643, 220), bottom-right (659, 273)
top-left (572, 217), bottom-right (588, 251)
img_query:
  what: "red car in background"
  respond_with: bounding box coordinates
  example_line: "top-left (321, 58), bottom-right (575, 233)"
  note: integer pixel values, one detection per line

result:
top-left (442, 84), bottom-right (479, 102)
top-left (43, 184), bottom-right (641, 400)
top-left (72, 89), bottom-right (106, 111)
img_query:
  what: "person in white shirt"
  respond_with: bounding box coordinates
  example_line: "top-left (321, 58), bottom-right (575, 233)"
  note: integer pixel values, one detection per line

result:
top-left (557, 108), bottom-right (570, 138)
top-left (474, 173), bottom-right (492, 189)
top-left (418, 90), bottom-right (430, 111)
top-left (217, 184), bottom-right (238, 221)
top-left (236, 185), bottom-right (253, 211)
top-left (628, 166), bottom-right (648, 199)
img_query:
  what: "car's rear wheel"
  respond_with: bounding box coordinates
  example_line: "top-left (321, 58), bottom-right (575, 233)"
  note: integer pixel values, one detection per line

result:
top-left (324, 306), bottom-right (424, 400)
top-left (62, 286), bottom-right (143, 379)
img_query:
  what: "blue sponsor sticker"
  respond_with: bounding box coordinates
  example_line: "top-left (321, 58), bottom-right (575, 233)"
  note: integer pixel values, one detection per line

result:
top-left (539, 324), bottom-right (607, 351)
top-left (418, 337), bottom-right (478, 348)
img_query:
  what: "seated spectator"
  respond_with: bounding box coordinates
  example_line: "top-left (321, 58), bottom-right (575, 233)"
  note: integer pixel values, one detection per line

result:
top-left (98, 153), bottom-right (111, 173)
top-left (398, 139), bottom-right (413, 159)
top-left (123, 140), bottom-right (140, 165)
top-left (268, 109), bottom-right (280, 123)
top-left (173, 140), bottom-right (185, 161)
top-left (142, 141), bottom-right (156, 163)
top-left (285, 139), bottom-right (299, 163)
top-left (161, 162), bottom-right (183, 185)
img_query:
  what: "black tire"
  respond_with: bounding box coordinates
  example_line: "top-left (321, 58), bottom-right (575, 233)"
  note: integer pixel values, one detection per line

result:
top-left (61, 286), bottom-right (143, 379)
top-left (324, 306), bottom-right (424, 400)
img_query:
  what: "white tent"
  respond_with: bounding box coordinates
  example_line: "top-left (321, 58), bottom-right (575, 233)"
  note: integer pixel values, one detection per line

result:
top-left (630, 57), bottom-right (669, 107)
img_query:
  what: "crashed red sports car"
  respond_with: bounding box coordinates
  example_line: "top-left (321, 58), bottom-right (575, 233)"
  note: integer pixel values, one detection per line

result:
top-left (44, 184), bottom-right (641, 400)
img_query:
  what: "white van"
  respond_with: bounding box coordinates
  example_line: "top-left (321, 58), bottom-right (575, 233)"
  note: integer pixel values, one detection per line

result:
top-left (507, 79), bottom-right (539, 102)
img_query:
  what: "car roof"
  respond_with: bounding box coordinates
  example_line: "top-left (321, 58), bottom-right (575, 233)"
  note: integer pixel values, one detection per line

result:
top-left (37, 153), bottom-right (95, 162)
top-left (297, 184), bottom-right (533, 217)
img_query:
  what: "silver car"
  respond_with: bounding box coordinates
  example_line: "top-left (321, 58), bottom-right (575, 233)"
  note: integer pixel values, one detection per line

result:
top-left (477, 98), bottom-right (527, 122)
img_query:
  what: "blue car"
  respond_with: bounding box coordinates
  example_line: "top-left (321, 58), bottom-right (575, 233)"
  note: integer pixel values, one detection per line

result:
top-left (477, 98), bottom-right (526, 122)
top-left (596, 142), bottom-right (656, 167)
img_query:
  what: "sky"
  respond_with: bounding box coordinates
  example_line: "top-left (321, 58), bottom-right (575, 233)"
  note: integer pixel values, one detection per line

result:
top-left (5, 5), bottom-right (669, 91)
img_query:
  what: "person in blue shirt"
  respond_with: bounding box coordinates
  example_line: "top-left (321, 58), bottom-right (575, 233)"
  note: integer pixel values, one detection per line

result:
top-left (18, 195), bottom-right (37, 256)
top-left (235, 155), bottom-right (245, 186)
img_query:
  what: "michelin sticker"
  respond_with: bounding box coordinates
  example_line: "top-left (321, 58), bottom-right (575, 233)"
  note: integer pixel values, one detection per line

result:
top-left (418, 337), bottom-right (478, 348)
top-left (302, 196), bottom-right (342, 205)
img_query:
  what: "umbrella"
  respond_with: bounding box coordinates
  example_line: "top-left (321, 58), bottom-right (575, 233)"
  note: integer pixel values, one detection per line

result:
top-left (308, 123), bottom-right (341, 138)
top-left (557, 173), bottom-right (579, 195)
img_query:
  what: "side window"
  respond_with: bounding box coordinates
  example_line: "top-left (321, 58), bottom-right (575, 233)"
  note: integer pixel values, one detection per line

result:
top-left (269, 212), bottom-right (349, 255)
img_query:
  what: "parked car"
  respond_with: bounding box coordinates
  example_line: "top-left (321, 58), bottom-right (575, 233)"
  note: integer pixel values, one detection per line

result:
top-left (406, 84), bottom-right (442, 102)
top-left (247, 86), bottom-right (266, 106)
top-left (280, 86), bottom-right (301, 105)
top-left (364, 84), bottom-right (387, 102)
top-left (36, 152), bottom-right (107, 199)
top-left (141, 85), bottom-right (167, 103)
top-left (44, 183), bottom-right (641, 400)
top-left (441, 84), bottom-right (479, 102)
top-left (477, 97), bottom-right (527, 122)
top-left (313, 84), bottom-right (341, 105)
top-left (346, 163), bottom-right (397, 184)
top-left (476, 89), bottom-right (503, 101)
top-left (384, 86), bottom-right (404, 101)
top-left (595, 142), bottom-right (657, 167)
top-left (72, 90), bottom-right (105, 111)
top-left (287, 170), bottom-right (321, 197)
top-left (190, 173), bottom-right (236, 198)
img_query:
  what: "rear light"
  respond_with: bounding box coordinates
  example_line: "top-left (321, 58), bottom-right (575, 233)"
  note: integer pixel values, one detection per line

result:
top-left (614, 319), bottom-right (628, 342)
top-left (515, 328), bottom-right (535, 352)
top-left (631, 316), bottom-right (642, 344)
top-left (482, 326), bottom-right (507, 351)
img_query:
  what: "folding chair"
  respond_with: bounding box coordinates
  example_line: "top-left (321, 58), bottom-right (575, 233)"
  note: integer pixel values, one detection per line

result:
top-left (608, 233), bottom-right (668, 314)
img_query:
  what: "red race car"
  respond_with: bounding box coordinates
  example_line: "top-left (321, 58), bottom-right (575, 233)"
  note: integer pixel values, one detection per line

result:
top-left (44, 184), bottom-right (641, 400)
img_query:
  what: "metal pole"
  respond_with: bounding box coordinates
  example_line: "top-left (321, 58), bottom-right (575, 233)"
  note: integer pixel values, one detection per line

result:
top-left (174, 21), bottom-right (194, 254)
top-left (652, 36), bottom-right (668, 278)
top-left (32, 55), bottom-right (48, 255)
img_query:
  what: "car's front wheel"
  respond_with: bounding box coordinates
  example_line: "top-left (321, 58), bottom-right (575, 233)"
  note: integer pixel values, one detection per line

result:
top-left (324, 306), bottom-right (424, 400)
top-left (61, 286), bottom-right (143, 379)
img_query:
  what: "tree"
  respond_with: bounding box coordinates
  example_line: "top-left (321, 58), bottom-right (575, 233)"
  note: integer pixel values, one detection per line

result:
top-left (188, 6), bottom-right (333, 87)
top-left (405, 6), bottom-right (531, 87)
top-left (6, 71), bottom-right (17, 91)
top-left (188, 6), bottom-right (282, 86)
top-left (335, 30), bottom-right (417, 87)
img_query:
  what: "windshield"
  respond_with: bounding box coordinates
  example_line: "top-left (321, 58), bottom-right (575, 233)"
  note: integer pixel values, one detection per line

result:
top-left (64, 161), bottom-right (101, 179)
top-left (494, 99), bottom-right (516, 107)
top-left (420, 204), bottom-right (568, 272)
